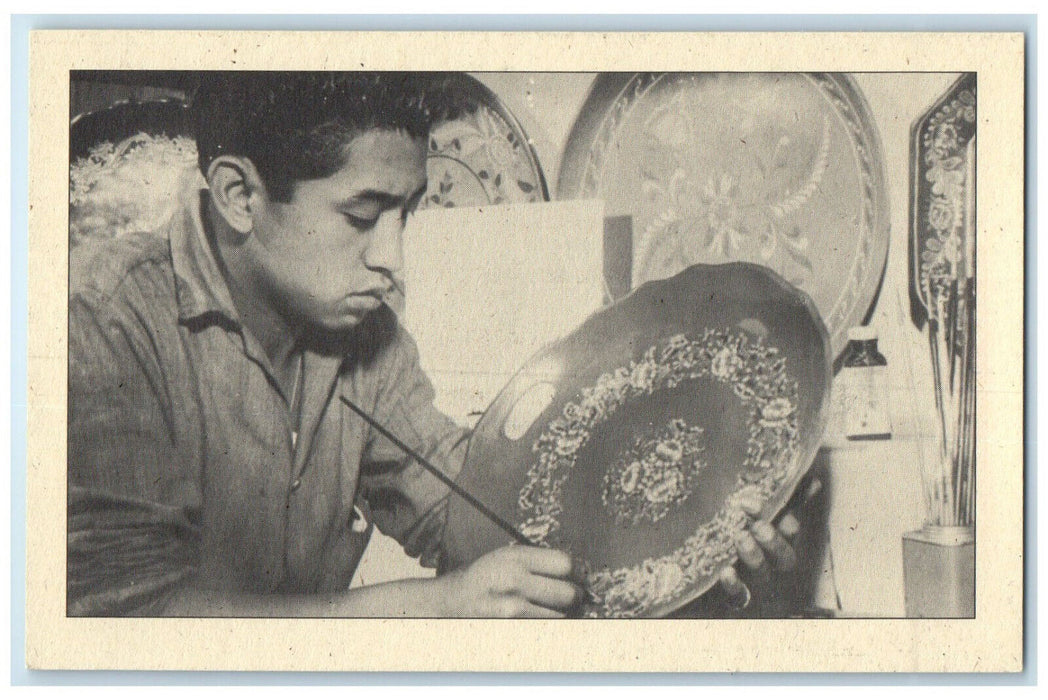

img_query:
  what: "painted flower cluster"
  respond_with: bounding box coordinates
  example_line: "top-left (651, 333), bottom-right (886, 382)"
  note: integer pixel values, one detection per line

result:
top-left (601, 418), bottom-right (707, 526)
top-left (635, 105), bottom-right (830, 288)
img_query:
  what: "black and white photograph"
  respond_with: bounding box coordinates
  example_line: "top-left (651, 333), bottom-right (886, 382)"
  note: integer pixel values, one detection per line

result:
top-left (26, 30), bottom-right (1025, 672)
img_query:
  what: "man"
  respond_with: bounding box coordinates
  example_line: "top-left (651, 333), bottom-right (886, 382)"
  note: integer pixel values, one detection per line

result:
top-left (68, 71), bottom-right (801, 617)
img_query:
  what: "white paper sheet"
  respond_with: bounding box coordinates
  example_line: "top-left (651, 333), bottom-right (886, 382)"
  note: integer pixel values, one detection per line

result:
top-left (400, 199), bottom-right (605, 425)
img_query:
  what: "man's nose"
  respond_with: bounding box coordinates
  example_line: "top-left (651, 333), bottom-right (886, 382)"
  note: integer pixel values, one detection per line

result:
top-left (362, 210), bottom-right (404, 277)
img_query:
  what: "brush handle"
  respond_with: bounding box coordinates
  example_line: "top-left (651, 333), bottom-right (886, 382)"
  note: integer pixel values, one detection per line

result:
top-left (340, 395), bottom-right (535, 547)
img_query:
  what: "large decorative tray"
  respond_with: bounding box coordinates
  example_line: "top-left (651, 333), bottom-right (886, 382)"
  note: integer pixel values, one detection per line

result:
top-left (442, 263), bottom-right (832, 618)
top-left (557, 73), bottom-right (889, 358)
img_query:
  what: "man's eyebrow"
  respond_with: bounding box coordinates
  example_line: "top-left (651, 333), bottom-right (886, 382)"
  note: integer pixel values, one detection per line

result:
top-left (340, 183), bottom-right (428, 209)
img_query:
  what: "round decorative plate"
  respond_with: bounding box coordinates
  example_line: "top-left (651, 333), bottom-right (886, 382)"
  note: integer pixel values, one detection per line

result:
top-left (557, 73), bottom-right (889, 358)
top-left (442, 263), bottom-right (832, 618)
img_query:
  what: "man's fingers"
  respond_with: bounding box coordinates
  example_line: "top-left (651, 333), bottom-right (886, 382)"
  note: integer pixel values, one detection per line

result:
top-left (804, 477), bottom-right (823, 502)
top-left (519, 574), bottom-right (583, 611)
top-left (751, 520), bottom-right (797, 572)
top-left (735, 487), bottom-right (765, 517)
top-left (718, 566), bottom-right (746, 598)
top-left (778, 512), bottom-right (801, 539)
top-left (512, 545), bottom-right (574, 579)
top-left (717, 567), bottom-right (752, 612)
top-left (734, 530), bottom-right (768, 575)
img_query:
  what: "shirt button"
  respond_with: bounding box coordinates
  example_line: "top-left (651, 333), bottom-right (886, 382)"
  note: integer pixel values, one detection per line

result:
top-left (290, 478), bottom-right (302, 492)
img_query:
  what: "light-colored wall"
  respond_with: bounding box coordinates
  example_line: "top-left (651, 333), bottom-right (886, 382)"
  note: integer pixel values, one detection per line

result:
top-left (821, 73), bottom-right (960, 615)
top-left (353, 72), bottom-right (963, 616)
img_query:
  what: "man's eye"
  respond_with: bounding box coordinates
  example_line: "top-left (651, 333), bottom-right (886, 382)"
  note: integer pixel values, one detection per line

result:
top-left (344, 213), bottom-right (378, 230)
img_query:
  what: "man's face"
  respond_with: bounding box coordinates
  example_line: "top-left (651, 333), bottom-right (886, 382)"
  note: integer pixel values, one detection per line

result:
top-left (246, 129), bottom-right (427, 332)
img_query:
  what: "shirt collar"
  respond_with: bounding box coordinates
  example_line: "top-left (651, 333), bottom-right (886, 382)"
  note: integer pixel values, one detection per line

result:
top-left (167, 169), bottom-right (242, 325)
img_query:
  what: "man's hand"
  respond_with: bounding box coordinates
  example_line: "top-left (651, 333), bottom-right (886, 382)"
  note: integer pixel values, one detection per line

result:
top-left (715, 477), bottom-right (823, 617)
top-left (435, 545), bottom-right (584, 618)
top-left (163, 544), bottom-right (583, 618)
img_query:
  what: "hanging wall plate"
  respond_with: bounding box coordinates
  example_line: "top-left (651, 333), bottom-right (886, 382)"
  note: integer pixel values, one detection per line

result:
top-left (557, 73), bottom-right (890, 358)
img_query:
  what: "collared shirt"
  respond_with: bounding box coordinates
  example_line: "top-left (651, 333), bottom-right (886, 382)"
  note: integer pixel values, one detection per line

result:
top-left (67, 175), bottom-right (469, 616)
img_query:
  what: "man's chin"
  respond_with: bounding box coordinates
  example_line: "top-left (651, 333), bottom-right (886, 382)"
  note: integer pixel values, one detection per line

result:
top-left (299, 304), bottom-right (398, 355)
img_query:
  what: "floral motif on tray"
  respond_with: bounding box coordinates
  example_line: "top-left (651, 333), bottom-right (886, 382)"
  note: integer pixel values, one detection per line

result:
top-left (602, 418), bottom-right (707, 526)
top-left (635, 113), bottom-right (830, 287)
top-left (516, 329), bottom-right (800, 618)
top-left (69, 133), bottom-right (199, 247)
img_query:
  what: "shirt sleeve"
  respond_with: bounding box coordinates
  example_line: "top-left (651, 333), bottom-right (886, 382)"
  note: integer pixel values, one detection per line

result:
top-left (67, 291), bottom-right (200, 616)
top-left (356, 323), bottom-right (470, 570)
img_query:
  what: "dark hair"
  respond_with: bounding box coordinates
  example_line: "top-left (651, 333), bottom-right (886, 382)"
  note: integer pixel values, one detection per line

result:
top-left (192, 71), bottom-right (469, 202)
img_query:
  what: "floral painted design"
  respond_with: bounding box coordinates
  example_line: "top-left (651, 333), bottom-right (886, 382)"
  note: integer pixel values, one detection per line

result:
top-left (636, 117), bottom-right (828, 287)
top-left (68, 94), bottom-right (546, 249)
top-left (602, 418), bottom-right (707, 526)
top-left (517, 329), bottom-right (800, 618)
top-left (561, 73), bottom-right (888, 357)
top-left (918, 87), bottom-right (976, 296)
top-left (424, 104), bottom-right (544, 209)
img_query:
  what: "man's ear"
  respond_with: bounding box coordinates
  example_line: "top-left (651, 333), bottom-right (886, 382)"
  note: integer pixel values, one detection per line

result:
top-left (205, 156), bottom-right (267, 237)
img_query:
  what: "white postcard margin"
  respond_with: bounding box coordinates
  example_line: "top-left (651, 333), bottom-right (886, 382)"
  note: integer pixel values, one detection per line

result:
top-left (26, 30), bottom-right (1025, 672)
